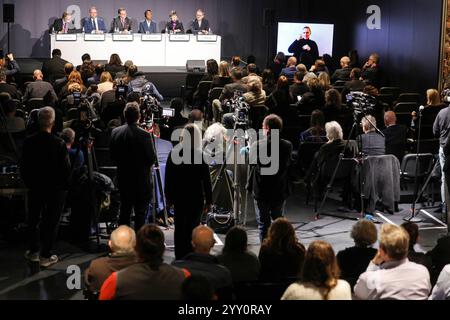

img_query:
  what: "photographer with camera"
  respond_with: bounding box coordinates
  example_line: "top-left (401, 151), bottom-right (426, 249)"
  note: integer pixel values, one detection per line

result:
top-left (127, 65), bottom-right (163, 102)
top-left (0, 52), bottom-right (21, 83)
top-left (110, 102), bottom-right (156, 232)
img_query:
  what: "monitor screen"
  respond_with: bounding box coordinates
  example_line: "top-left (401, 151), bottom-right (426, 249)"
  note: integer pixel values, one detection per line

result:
top-left (276, 22), bottom-right (334, 57)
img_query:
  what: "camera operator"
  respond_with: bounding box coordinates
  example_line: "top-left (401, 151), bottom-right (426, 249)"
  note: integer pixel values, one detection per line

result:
top-left (127, 65), bottom-right (163, 101)
top-left (0, 52), bottom-right (21, 83)
top-left (247, 114), bottom-right (293, 242)
top-left (110, 102), bottom-right (156, 231)
top-left (100, 81), bottom-right (130, 125)
top-left (357, 115), bottom-right (385, 156)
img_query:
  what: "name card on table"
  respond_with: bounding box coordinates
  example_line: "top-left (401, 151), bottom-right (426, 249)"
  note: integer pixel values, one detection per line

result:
top-left (169, 34), bottom-right (190, 42)
top-left (55, 34), bottom-right (77, 41)
top-left (112, 34), bottom-right (134, 41)
top-left (84, 34), bottom-right (106, 41)
top-left (141, 34), bottom-right (163, 41)
top-left (197, 35), bottom-right (218, 42)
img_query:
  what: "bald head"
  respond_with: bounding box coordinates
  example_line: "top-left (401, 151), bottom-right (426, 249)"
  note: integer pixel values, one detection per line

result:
top-left (384, 111), bottom-right (397, 127)
top-left (191, 225), bottom-right (215, 254)
top-left (287, 57), bottom-right (297, 67)
top-left (109, 225), bottom-right (136, 254)
top-left (340, 56), bottom-right (350, 68)
top-left (33, 69), bottom-right (43, 80)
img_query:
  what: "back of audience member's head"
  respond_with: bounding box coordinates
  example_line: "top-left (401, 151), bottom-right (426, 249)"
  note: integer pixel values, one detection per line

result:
top-left (325, 88), bottom-right (342, 108)
top-left (247, 63), bottom-right (258, 75)
top-left (247, 55), bottom-right (257, 65)
top-left (313, 59), bottom-right (326, 72)
top-left (318, 72), bottom-right (331, 89)
top-left (94, 64), bottom-right (105, 76)
top-left (363, 85), bottom-right (379, 97)
top-left (110, 225), bottom-right (136, 255)
top-left (100, 72), bottom-right (113, 83)
top-left (60, 128), bottom-right (75, 146)
top-left (223, 227), bottom-right (248, 254)
top-left (188, 109), bottom-right (203, 123)
top-left (231, 56), bottom-right (241, 67)
top-left (68, 71), bottom-right (84, 85)
top-left (340, 56), bottom-right (351, 68)
top-left (124, 60), bottom-right (134, 71)
top-left (302, 240), bottom-right (340, 300)
top-left (306, 77), bottom-right (321, 92)
top-left (180, 123), bottom-right (203, 149)
top-left (361, 115), bottom-right (376, 133)
top-left (296, 64), bottom-right (307, 73)
top-left (108, 119), bottom-right (121, 129)
top-left (170, 98), bottom-right (184, 114)
top-left (52, 49), bottom-right (62, 57)
top-left (426, 88), bottom-right (441, 106)
top-left (294, 71), bottom-right (306, 83)
top-left (109, 53), bottom-right (123, 66)
top-left (206, 59), bottom-right (219, 76)
top-left (325, 121), bottom-right (343, 142)
top-left (303, 72), bottom-right (317, 84)
top-left (33, 69), bottom-right (44, 80)
top-left (192, 225), bottom-right (215, 255)
top-left (275, 52), bottom-right (285, 64)
top-left (218, 61), bottom-right (231, 78)
top-left (277, 76), bottom-right (289, 90)
top-left (350, 68), bottom-right (362, 80)
top-left (0, 70), bottom-right (6, 83)
top-left (64, 63), bottom-right (74, 76)
top-left (81, 53), bottom-right (91, 63)
top-left (401, 222), bottom-right (419, 249)
top-left (135, 224), bottom-right (165, 264)
top-left (262, 69), bottom-right (274, 84)
top-left (248, 79), bottom-right (263, 94)
top-left (127, 65), bottom-right (138, 78)
top-left (127, 92), bottom-right (141, 104)
top-left (311, 109), bottom-right (325, 128)
top-left (231, 68), bottom-right (243, 81)
top-left (384, 111), bottom-right (397, 127)
top-left (3, 99), bottom-right (17, 116)
top-left (263, 217), bottom-right (299, 252)
top-left (38, 107), bottom-right (55, 130)
top-left (263, 114), bottom-right (283, 132)
top-left (287, 57), bottom-right (297, 67)
top-left (351, 219), bottom-right (377, 247)
top-left (379, 224), bottom-right (409, 261)
top-left (124, 102), bottom-right (140, 124)
top-left (182, 275), bottom-right (215, 300)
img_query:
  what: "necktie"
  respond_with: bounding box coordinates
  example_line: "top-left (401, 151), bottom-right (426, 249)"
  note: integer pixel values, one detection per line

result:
top-left (63, 22), bottom-right (67, 33)
top-left (93, 19), bottom-right (97, 31)
top-left (121, 18), bottom-right (125, 28)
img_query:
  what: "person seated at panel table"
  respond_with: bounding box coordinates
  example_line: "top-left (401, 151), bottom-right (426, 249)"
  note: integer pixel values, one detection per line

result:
top-left (111, 8), bottom-right (133, 34)
top-left (83, 6), bottom-right (107, 34)
top-left (164, 10), bottom-right (184, 34)
top-left (188, 9), bottom-right (210, 34)
top-left (138, 9), bottom-right (157, 34)
top-left (50, 12), bottom-right (75, 34)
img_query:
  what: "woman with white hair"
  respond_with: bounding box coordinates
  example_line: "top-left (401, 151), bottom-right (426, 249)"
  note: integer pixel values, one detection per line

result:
top-left (165, 123), bottom-right (213, 260)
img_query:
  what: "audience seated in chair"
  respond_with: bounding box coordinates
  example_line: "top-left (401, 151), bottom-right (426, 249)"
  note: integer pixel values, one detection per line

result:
top-left (354, 224), bottom-right (431, 300)
top-left (337, 219), bottom-right (378, 289)
top-left (211, 61), bottom-right (232, 89)
top-left (172, 225), bottom-right (233, 299)
top-left (429, 264), bottom-right (450, 300)
top-left (217, 227), bottom-right (260, 283)
top-left (100, 224), bottom-right (188, 300)
top-left (0, 99), bottom-right (25, 133)
top-left (282, 240), bottom-right (351, 300)
top-left (258, 218), bottom-right (305, 282)
top-left (289, 71), bottom-right (309, 103)
top-left (401, 222), bottom-right (433, 275)
top-left (331, 56), bottom-right (352, 84)
top-left (298, 77), bottom-right (325, 112)
top-left (0, 70), bottom-right (22, 100)
top-left (300, 109), bottom-right (326, 142)
top-left (23, 69), bottom-right (58, 105)
top-left (427, 233), bottom-right (450, 285)
top-left (382, 111), bottom-right (407, 161)
top-left (85, 226), bottom-right (137, 296)
top-left (182, 275), bottom-right (216, 301)
top-left (322, 88), bottom-right (343, 123)
top-left (357, 115), bottom-right (385, 156)
top-left (280, 57), bottom-right (297, 81)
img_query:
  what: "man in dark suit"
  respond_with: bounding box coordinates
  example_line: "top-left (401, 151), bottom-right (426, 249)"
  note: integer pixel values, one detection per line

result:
top-left (382, 111), bottom-right (407, 161)
top-left (138, 9), bottom-right (157, 34)
top-left (23, 70), bottom-right (58, 105)
top-left (189, 9), bottom-right (210, 34)
top-left (280, 57), bottom-right (298, 81)
top-left (83, 6), bottom-right (108, 34)
top-left (110, 102), bottom-right (156, 231)
top-left (41, 49), bottom-right (68, 84)
top-left (111, 8), bottom-right (132, 33)
top-left (212, 68), bottom-right (248, 122)
top-left (50, 12), bottom-right (75, 34)
top-left (21, 107), bottom-right (71, 268)
top-left (248, 114), bottom-right (293, 241)
top-left (357, 115), bottom-right (385, 156)
top-left (331, 56), bottom-right (352, 84)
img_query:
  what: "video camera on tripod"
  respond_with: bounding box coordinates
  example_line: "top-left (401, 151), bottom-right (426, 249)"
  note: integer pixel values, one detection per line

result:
top-left (346, 91), bottom-right (377, 119)
top-left (226, 91), bottom-right (249, 128)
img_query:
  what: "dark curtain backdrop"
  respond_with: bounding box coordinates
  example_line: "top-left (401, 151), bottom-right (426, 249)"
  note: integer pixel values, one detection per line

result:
top-left (0, 0), bottom-right (444, 93)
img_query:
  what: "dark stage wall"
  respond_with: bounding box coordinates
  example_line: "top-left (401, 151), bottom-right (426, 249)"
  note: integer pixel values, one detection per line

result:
top-left (0, 0), bottom-right (444, 94)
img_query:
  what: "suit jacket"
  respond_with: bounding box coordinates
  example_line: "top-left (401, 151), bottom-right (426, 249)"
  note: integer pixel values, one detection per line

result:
top-left (50, 19), bottom-right (75, 34)
top-left (248, 137), bottom-right (293, 202)
top-left (109, 123), bottom-right (156, 197)
top-left (331, 67), bottom-right (352, 83)
top-left (0, 82), bottom-right (21, 100)
top-left (111, 17), bottom-right (133, 33)
top-left (382, 124), bottom-right (407, 161)
top-left (42, 56), bottom-right (69, 83)
top-left (23, 80), bottom-right (58, 103)
top-left (189, 19), bottom-right (210, 33)
top-left (164, 20), bottom-right (184, 33)
top-left (138, 20), bottom-right (157, 33)
top-left (358, 131), bottom-right (386, 156)
top-left (280, 67), bottom-right (297, 80)
top-left (83, 17), bottom-right (108, 33)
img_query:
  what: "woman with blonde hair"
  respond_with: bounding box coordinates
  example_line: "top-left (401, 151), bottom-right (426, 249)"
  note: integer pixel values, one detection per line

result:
top-left (211, 61), bottom-right (232, 89)
top-left (97, 71), bottom-right (114, 94)
top-left (282, 240), bottom-right (351, 300)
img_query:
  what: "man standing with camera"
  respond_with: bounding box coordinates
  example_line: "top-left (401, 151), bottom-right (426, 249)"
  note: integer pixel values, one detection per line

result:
top-left (110, 102), bottom-right (156, 231)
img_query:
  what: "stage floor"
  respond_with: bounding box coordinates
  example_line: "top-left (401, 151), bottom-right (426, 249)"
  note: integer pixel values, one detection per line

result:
top-left (0, 183), bottom-right (448, 300)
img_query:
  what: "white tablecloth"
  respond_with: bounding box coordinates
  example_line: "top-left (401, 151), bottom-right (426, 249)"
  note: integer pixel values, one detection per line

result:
top-left (50, 33), bottom-right (221, 67)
